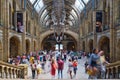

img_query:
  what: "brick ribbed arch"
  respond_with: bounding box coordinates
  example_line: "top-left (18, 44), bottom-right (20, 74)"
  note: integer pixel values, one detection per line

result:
top-left (40, 30), bottom-right (79, 49)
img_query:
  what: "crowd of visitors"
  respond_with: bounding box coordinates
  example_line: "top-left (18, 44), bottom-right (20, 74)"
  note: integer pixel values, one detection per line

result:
top-left (7, 49), bottom-right (110, 79)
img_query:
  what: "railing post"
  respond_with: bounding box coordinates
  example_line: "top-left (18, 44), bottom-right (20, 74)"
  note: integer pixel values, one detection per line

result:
top-left (118, 66), bottom-right (120, 79)
top-left (116, 66), bottom-right (119, 79)
top-left (11, 68), bottom-right (13, 79)
top-left (105, 69), bottom-right (108, 79)
top-left (9, 67), bottom-right (12, 78)
top-left (1, 66), bottom-right (5, 78)
top-left (7, 67), bottom-right (10, 78)
top-left (16, 69), bottom-right (19, 78)
top-left (111, 68), bottom-right (113, 79)
top-left (14, 69), bottom-right (17, 78)
top-left (18, 64), bottom-right (28, 79)
top-left (108, 69), bottom-right (111, 79)
top-left (6, 67), bottom-right (9, 78)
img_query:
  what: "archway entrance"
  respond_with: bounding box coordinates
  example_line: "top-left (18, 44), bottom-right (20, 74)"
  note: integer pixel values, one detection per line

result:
top-left (43, 42), bottom-right (52, 51)
top-left (10, 36), bottom-right (20, 57)
top-left (67, 42), bottom-right (76, 51)
top-left (117, 39), bottom-right (120, 60)
top-left (41, 34), bottom-right (77, 51)
top-left (88, 39), bottom-right (93, 53)
top-left (0, 41), bottom-right (3, 60)
top-left (26, 39), bottom-right (30, 54)
top-left (98, 36), bottom-right (110, 59)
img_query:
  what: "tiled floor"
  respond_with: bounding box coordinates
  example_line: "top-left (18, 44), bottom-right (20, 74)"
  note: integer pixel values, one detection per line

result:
top-left (27, 57), bottom-right (89, 79)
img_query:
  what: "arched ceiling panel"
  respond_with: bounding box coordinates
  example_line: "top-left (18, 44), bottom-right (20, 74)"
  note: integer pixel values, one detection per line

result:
top-left (29, 0), bottom-right (90, 28)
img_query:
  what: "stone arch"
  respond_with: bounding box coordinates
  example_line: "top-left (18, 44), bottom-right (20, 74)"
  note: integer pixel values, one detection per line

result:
top-left (116, 39), bottom-right (120, 60)
top-left (26, 39), bottom-right (30, 54)
top-left (40, 30), bottom-right (79, 43)
top-left (9, 36), bottom-right (20, 57)
top-left (0, 40), bottom-right (3, 60)
top-left (98, 36), bottom-right (110, 58)
top-left (88, 39), bottom-right (93, 53)
top-left (40, 30), bottom-right (79, 50)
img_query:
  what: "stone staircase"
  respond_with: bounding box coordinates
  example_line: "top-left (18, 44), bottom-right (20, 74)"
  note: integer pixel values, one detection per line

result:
top-left (0, 61), bottom-right (28, 79)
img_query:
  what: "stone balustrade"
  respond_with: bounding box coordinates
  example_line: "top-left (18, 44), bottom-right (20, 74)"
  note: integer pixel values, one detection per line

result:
top-left (0, 61), bottom-right (28, 79)
top-left (106, 61), bottom-right (120, 79)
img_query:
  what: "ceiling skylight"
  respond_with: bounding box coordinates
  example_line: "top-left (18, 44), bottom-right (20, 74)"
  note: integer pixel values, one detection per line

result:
top-left (30, 0), bottom-right (44, 13)
top-left (74, 0), bottom-right (90, 12)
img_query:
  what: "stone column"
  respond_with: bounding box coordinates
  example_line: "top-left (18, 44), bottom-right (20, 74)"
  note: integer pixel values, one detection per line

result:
top-left (1, 66), bottom-right (5, 78)
top-left (31, 21), bottom-right (34, 52)
top-left (3, 0), bottom-right (9, 62)
top-left (22, 11), bottom-right (26, 54)
top-left (93, 11), bottom-right (98, 48)
top-left (109, 0), bottom-right (116, 62)
top-left (85, 36), bottom-right (88, 53)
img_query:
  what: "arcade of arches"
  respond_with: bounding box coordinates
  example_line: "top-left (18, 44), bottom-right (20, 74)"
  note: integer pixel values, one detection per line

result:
top-left (41, 34), bottom-right (77, 51)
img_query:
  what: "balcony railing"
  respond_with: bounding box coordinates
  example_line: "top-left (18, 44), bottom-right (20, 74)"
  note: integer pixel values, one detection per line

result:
top-left (105, 61), bottom-right (120, 79)
top-left (0, 61), bottom-right (28, 79)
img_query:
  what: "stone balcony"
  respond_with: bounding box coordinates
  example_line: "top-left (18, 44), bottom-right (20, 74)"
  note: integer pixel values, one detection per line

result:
top-left (106, 61), bottom-right (120, 79)
top-left (0, 61), bottom-right (28, 79)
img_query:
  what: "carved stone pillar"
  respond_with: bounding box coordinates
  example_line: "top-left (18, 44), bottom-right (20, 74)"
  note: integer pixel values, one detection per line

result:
top-left (1, 66), bottom-right (5, 78)
top-left (109, 0), bottom-right (116, 62)
top-left (22, 11), bottom-right (26, 54)
top-left (16, 69), bottom-right (19, 78)
top-left (14, 69), bottom-right (17, 79)
top-left (6, 67), bottom-right (9, 78)
top-left (2, 0), bottom-right (9, 62)
top-left (93, 11), bottom-right (97, 48)
top-left (11, 68), bottom-right (13, 79)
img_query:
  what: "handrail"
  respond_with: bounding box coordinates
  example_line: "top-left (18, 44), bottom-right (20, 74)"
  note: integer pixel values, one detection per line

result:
top-left (0, 61), bottom-right (28, 79)
top-left (0, 61), bottom-right (21, 68)
top-left (106, 61), bottom-right (120, 79)
top-left (106, 61), bottom-right (120, 68)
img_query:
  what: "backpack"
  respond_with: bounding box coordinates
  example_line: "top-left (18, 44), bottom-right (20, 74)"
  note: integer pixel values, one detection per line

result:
top-left (73, 62), bottom-right (78, 67)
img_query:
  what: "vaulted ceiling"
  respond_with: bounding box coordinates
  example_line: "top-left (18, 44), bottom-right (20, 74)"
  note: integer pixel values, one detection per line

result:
top-left (29, 0), bottom-right (89, 28)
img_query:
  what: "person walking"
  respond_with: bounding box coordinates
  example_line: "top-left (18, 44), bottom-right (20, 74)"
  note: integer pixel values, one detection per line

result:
top-left (57, 57), bottom-right (64, 79)
top-left (73, 60), bottom-right (78, 76)
top-left (51, 58), bottom-right (57, 79)
top-left (99, 50), bottom-right (110, 79)
top-left (31, 60), bottom-right (36, 79)
top-left (68, 59), bottom-right (73, 79)
top-left (87, 48), bottom-right (100, 79)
